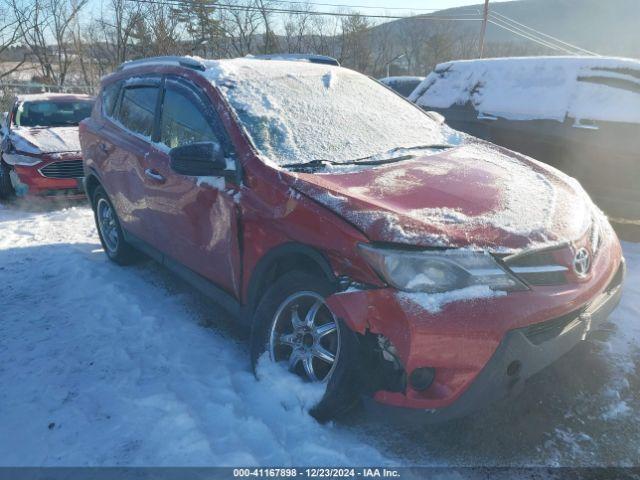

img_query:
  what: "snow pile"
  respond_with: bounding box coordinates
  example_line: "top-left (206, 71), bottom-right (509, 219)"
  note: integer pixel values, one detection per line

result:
top-left (0, 205), bottom-right (392, 466)
top-left (202, 58), bottom-right (449, 166)
top-left (410, 56), bottom-right (640, 124)
top-left (255, 354), bottom-right (326, 413)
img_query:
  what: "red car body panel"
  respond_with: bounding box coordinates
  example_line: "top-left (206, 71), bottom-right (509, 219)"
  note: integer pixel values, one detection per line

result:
top-left (287, 147), bottom-right (590, 251)
top-left (80, 60), bottom-right (625, 416)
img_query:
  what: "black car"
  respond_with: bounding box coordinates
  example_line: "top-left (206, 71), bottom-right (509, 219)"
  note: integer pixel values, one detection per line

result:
top-left (410, 56), bottom-right (640, 223)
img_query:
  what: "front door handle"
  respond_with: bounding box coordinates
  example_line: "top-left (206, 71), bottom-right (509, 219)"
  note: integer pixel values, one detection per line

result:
top-left (144, 168), bottom-right (165, 183)
top-left (98, 142), bottom-right (109, 154)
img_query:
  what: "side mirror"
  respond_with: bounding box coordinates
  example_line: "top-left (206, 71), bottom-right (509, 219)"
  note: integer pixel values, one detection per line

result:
top-left (169, 142), bottom-right (226, 176)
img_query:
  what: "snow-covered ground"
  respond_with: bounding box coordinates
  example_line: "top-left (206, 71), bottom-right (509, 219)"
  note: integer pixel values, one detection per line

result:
top-left (1, 201), bottom-right (639, 467)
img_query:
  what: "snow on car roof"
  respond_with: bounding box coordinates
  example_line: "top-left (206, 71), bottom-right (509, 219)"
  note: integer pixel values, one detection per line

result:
top-left (410, 56), bottom-right (640, 124)
top-left (200, 58), bottom-right (450, 166)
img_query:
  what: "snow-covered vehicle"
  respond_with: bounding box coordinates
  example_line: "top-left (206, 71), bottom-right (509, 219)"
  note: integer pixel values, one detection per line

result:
top-left (0, 93), bottom-right (94, 199)
top-left (379, 76), bottom-right (425, 98)
top-left (80, 56), bottom-right (624, 422)
top-left (410, 56), bottom-right (640, 222)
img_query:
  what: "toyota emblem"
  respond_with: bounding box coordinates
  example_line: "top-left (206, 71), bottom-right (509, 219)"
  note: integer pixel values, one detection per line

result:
top-left (573, 248), bottom-right (591, 277)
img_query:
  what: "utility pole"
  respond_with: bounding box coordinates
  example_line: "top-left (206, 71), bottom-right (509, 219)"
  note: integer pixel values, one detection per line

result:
top-left (479, 0), bottom-right (490, 58)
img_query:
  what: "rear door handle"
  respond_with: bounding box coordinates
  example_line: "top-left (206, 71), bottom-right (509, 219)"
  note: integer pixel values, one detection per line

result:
top-left (144, 168), bottom-right (165, 183)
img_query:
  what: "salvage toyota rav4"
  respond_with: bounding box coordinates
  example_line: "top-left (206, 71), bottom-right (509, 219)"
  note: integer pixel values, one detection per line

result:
top-left (79, 56), bottom-right (625, 421)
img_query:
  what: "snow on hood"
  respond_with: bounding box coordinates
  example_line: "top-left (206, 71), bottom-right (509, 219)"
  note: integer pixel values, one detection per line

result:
top-left (9, 126), bottom-right (81, 154)
top-left (410, 56), bottom-right (640, 124)
top-left (290, 142), bottom-right (595, 252)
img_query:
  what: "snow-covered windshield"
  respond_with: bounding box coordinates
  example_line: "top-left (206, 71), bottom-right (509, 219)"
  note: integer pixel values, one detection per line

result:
top-left (204, 59), bottom-right (449, 166)
top-left (15, 100), bottom-right (94, 128)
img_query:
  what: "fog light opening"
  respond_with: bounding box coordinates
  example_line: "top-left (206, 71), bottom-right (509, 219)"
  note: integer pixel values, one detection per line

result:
top-left (409, 367), bottom-right (436, 392)
top-left (507, 360), bottom-right (522, 377)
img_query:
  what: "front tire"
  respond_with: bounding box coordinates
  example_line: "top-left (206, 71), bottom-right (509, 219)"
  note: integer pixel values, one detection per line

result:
top-left (250, 272), bottom-right (362, 422)
top-left (92, 186), bottom-right (139, 265)
top-left (0, 160), bottom-right (15, 199)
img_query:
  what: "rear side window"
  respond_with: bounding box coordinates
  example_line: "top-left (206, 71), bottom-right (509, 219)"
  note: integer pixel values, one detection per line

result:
top-left (101, 81), bottom-right (121, 117)
top-left (159, 82), bottom-right (221, 149)
top-left (117, 86), bottom-right (159, 138)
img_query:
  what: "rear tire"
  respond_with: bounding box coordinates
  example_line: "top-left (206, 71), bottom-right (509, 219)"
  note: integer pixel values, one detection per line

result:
top-left (0, 160), bottom-right (15, 199)
top-left (250, 271), bottom-right (362, 422)
top-left (92, 186), bottom-right (139, 265)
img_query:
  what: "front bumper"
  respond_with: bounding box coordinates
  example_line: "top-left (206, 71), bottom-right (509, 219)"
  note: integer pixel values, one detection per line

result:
top-left (11, 158), bottom-right (85, 198)
top-left (371, 260), bottom-right (624, 422)
top-left (327, 234), bottom-right (625, 418)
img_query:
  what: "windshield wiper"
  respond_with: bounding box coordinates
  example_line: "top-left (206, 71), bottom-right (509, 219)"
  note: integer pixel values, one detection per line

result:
top-left (346, 154), bottom-right (415, 166)
top-left (281, 159), bottom-right (334, 172)
top-left (347, 144), bottom-right (455, 165)
top-left (282, 144), bottom-right (455, 172)
top-left (389, 144), bottom-right (454, 152)
top-left (283, 154), bottom-right (419, 171)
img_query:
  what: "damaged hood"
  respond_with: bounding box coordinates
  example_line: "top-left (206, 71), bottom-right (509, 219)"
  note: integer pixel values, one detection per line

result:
top-left (290, 142), bottom-right (594, 251)
top-left (10, 126), bottom-right (81, 154)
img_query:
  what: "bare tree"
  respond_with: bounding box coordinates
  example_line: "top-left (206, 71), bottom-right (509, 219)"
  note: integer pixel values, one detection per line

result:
top-left (307, 15), bottom-right (341, 59)
top-left (132, 2), bottom-right (184, 57)
top-left (0, 0), bottom-right (27, 80)
top-left (283, 3), bottom-right (313, 54)
top-left (339, 13), bottom-right (372, 73)
top-left (255, 0), bottom-right (278, 53)
top-left (368, 21), bottom-right (400, 77)
top-left (11, 0), bottom-right (88, 85)
top-left (174, 0), bottom-right (222, 57)
top-left (94, 0), bottom-right (143, 70)
top-left (217, 0), bottom-right (263, 57)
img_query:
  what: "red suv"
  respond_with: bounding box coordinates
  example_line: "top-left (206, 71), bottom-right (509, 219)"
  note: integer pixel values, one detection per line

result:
top-left (79, 56), bottom-right (625, 421)
top-left (1, 93), bottom-right (94, 199)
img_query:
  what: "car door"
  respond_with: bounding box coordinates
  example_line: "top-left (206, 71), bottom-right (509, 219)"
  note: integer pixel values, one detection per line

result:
top-left (143, 76), bottom-right (242, 297)
top-left (103, 76), bottom-right (163, 248)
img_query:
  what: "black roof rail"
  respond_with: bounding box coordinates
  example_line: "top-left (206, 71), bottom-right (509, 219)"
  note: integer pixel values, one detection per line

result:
top-left (248, 54), bottom-right (340, 67)
top-left (117, 56), bottom-right (206, 72)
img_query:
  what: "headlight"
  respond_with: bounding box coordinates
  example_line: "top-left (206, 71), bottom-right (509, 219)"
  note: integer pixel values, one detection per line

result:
top-left (4, 152), bottom-right (42, 166)
top-left (358, 244), bottom-right (527, 293)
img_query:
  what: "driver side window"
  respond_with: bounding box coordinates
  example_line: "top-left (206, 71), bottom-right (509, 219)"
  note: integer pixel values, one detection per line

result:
top-left (160, 82), bottom-right (221, 150)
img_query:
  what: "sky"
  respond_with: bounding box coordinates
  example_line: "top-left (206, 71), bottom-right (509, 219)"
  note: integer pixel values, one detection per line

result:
top-left (88, 0), bottom-right (518, 22)
top-left (297, 0), bottom-right (514, 14)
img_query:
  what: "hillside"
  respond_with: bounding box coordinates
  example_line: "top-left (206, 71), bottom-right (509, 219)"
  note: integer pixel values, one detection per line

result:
top-left (379, 0), bottom-right (640, 60)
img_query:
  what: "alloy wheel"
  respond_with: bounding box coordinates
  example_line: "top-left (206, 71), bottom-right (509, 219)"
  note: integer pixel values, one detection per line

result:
top-left (96, 198), bottom-right (119, 253)
top-left (268, 291), bottom-right (341, 383)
